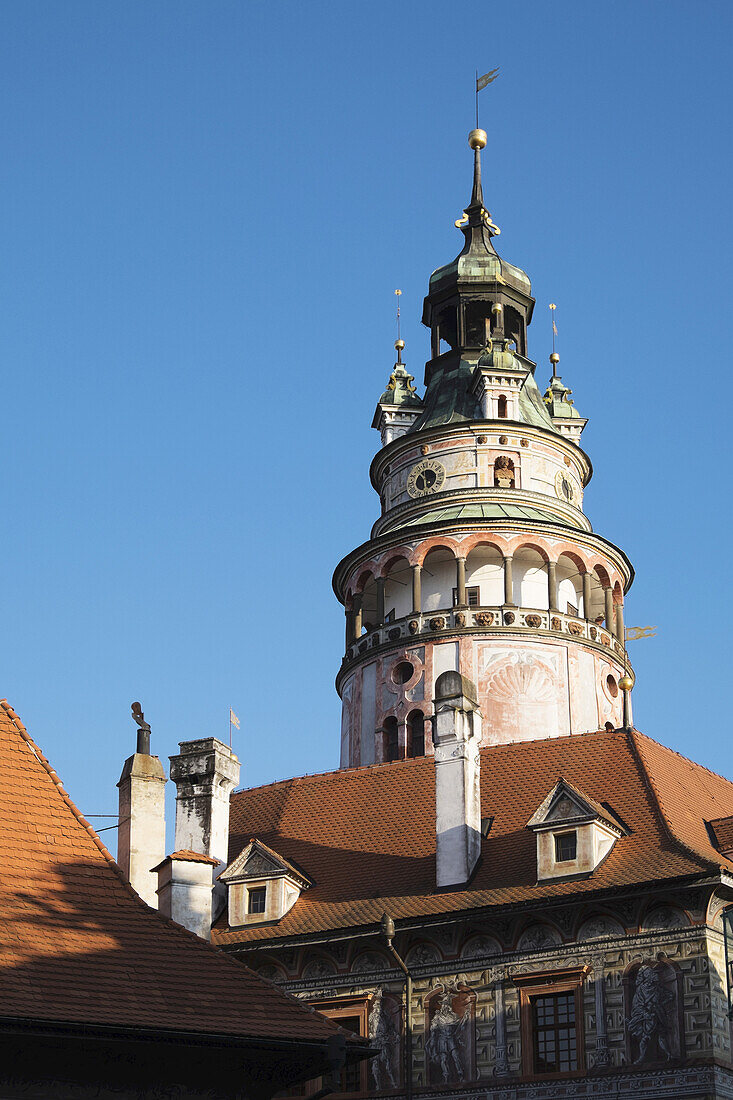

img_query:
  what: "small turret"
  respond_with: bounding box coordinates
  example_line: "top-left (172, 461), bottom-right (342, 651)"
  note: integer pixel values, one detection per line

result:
top-left (543, 359), bottom-right (588, 444)
top-left (372, 339), bottom-right (423, 446)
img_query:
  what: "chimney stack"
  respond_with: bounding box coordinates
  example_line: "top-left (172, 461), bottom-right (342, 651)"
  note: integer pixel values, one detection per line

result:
top-left (433, 671), bottom-right (482, 889)
top-left (169, 738), bottom-right (240, 917)
top-left (155, 851), bottom-right (218, 940)
top-left (117, 705), bottom-right (167, 908)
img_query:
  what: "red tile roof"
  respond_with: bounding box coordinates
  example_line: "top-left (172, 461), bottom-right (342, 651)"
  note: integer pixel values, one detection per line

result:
top-left (166, 850), bottom-right (220, 864)
top-left (0, 700), bottom-right (353, 1043)
top-left (214, 728), bottom-right (733, 946)
top-left (708, 817), bottom-right (733, 855)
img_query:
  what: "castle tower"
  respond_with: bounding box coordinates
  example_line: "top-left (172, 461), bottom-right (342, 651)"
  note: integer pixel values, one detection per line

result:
top-left (333, 130), bottom-right (633, 768)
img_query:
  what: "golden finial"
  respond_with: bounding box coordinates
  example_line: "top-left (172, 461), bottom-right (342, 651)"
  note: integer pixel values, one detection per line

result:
top-left (468, 128), bottom-right (487, 150)
top-left (619, 673), bottom-right (634, 693)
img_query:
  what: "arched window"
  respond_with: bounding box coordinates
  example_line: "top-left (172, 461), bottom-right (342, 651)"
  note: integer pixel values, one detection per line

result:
top-left (407, 711), bottom-right (425, 758)
top-left (497, 395), bottom-right (508, 419)
top-left (383, 717), bottom-right (399, 762)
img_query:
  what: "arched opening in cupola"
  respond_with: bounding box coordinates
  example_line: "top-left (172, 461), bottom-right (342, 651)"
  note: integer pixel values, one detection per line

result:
top-left (513, 546), bottom-right (549, 609)
top-left (383, 555), bottom-right (412, 622)
top-left (407, 710), bottom-right (426, 758)
top-left (421, 547), bottom-right (457, 612)
top-left (504, 304), bottom-right (526, 355)
top-left (557, 553), bottom-right (584, 617)
top-left (383, 716), bottom-right (399, 763)
top-left (465, 543), bottom-right (503, 606)
top-left (497, 395), bottom-right (508, 419)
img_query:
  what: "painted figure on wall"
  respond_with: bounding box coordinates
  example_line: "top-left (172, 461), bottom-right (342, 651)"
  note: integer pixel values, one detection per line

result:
top-left (425, 983), bottom-right (475, 1084)
top-left (625, 958), bottom-right (683, 1064)
top-left (369, 989), bottom-right (400, 1091)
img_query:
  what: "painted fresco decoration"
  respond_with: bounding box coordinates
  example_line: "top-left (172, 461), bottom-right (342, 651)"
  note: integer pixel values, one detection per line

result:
top-left (368, 989), bottom-right (401, 1091)
top-left (625, 958), bottom-right (684, 1064)
top-left (425, 982), bottom-right (475, 1084)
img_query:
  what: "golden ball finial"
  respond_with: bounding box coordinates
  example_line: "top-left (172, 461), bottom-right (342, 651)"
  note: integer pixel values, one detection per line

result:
top-left (550, 352), bottom-right (560, 365)
top-left (491, 302), bottom-right (503, 314)
top-left (468, 128), bottom-right (487, 150)
top-left (619, 673), bottom-right (634, 693)
top-left (395, 339), bottom-right (405, 351)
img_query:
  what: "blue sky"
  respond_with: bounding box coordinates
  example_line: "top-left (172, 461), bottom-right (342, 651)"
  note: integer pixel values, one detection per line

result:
top-left (1, 1), bottom-right (731, 849)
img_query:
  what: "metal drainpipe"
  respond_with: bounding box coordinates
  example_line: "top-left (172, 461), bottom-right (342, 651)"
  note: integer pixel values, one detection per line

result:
top-left (381, 913), bottom-right (412, 1100)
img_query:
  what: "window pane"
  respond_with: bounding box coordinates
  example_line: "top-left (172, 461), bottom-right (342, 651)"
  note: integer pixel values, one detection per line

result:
top-left (248, 886), bottom-right (266, 914)
top-left (532, 992), bottom-right (578, 1074)
top-left (554, 831), bottom-right (577, 862)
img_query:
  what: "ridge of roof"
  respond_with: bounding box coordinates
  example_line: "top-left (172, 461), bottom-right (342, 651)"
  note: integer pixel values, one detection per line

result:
top-left (234, 726), bottom-right (621, 797)
top-left (628, 729), bottom-right (732, 873)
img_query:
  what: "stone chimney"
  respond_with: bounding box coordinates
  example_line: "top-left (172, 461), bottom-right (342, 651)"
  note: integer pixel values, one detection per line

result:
top-left (155, 851), bottom-right (218, 940)
top-left (169, 738), bottom-right (240, 916)
top-left (117, 721), bottom-right (167, 908)
top-left (433, 671), bottom-right (482, 889)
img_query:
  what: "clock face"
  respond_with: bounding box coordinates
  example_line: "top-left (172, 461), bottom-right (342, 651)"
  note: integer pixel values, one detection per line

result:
top-left (555, 469), bottom-right (577, 504)
top-left (407, 459), bottom-right (446, 498)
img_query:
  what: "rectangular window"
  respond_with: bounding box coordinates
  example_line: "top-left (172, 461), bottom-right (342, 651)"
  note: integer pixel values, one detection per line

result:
top-left (531, 992), bottom-right (577, 1074)
top-left (302, 997), bottom-right (370, 1095)
top-left (515, 967), bottom-right (588, 1080)
top-left (452, 586), bottom-right (480, 607)
top-left (248, 886), bottom-right (267, 914)
top-left (554, 831), bottom-right (577, 863)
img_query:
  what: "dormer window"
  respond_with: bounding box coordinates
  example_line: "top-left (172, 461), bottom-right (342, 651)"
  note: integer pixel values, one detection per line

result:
top-left (221, 838), bottom-right (312, 926)
top-left (554, 831), bottom-right (577, 863)
top-left (247, 886), bottom-right (267, 914)
top-left (527, 779), bottom-right (626, 881)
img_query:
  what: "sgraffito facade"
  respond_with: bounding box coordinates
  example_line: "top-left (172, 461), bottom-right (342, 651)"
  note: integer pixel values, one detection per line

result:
top-left (229, 886), bottom-right (733, 1099)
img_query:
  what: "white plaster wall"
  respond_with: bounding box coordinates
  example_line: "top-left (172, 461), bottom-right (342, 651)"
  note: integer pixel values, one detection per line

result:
top-left (384, 561), bottom-right (413, 620)
top-left (466, 546), bottom-right (503, 604)
top-left (513, 549), bottom-right (549, 609)
top-left (378, 428), bottom-right (587, 517)
top-left (360, 662), bottom-right (377, 766)
top-left (422, 551), bottom-right (456, 611)
top-left (557, 556), bottom-right (583, 615)
top-left (340, 674), bottom-right (355, 768)
top-left (433, 641), bottom-right (459, 690)
top-left (568, 646), bottom-right (600, 733)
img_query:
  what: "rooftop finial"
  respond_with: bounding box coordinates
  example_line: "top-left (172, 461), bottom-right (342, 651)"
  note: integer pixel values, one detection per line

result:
top-left (549, 303), bottom-right (559, 378)
top-left (394, 289), bottom-right (404, 363)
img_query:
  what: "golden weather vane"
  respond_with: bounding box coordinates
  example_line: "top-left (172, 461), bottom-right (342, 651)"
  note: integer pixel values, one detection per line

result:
top-left (625, 626), bottom-right (658, 641)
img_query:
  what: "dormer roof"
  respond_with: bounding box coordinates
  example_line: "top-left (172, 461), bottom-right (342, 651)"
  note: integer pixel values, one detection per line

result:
top-left (221, 837), bottom-right (313, 889)
top-left (526, 777), bottom-right (625, 834)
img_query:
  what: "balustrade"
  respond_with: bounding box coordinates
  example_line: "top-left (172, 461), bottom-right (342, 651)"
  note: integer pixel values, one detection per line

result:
top-left (344, 603), bottom-right (625, 664)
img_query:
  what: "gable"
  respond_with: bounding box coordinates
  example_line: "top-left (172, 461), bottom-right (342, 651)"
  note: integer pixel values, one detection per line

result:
top-left (221, 838), bottom-right (312, 887)
top-left (527, 778), bottom-right (615, 830)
